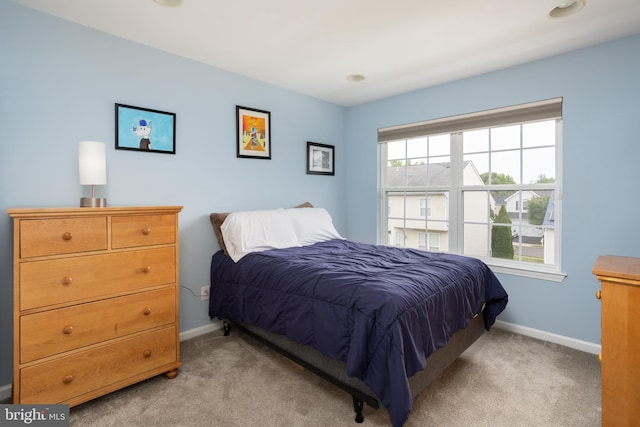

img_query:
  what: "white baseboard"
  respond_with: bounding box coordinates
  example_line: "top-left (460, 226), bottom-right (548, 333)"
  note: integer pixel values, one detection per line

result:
top-left (179, 321), bottom-right (223, 341)
top-left (0, 319), bottom-right (599, 402)
top-left (494, 320), bottom-right (601, 355)
top-left (0, 322), bottom-right (225, 402)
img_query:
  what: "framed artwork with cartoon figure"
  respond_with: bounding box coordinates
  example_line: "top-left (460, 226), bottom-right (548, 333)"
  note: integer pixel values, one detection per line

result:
top-left (115, 103), bottom-right (176, 154)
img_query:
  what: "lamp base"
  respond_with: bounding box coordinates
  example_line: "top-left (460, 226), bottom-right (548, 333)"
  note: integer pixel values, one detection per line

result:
top-left (80, 197), bottom-right (107, 208)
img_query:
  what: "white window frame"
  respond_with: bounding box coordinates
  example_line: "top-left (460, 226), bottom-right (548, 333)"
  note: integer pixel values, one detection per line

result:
top-left (379, 99), bottom-right (566, 282)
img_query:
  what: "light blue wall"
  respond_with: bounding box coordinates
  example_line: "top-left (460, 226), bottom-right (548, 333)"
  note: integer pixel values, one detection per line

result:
top-left (2, 0), bottom-right (639, 393)
top-left (345, 34), bottom-right (640, 344)
top-left (0, 1), bottom-right (346, 387)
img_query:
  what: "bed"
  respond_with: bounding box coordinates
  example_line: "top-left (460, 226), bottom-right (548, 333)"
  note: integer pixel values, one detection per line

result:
top-left (208, 205), bottom-right (508, 427)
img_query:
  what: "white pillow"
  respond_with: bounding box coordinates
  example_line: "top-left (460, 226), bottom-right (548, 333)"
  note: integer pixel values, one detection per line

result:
top-left (221, 208), bottom-right (300, 262)
top-left (286, 207), bottom-right (344, 246)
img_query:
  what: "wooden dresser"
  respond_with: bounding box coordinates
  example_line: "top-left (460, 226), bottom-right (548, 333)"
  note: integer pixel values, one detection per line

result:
top-left (8, 206), bottom-right (183, 406)
top-left (593, 255), bottom-right (640, 426)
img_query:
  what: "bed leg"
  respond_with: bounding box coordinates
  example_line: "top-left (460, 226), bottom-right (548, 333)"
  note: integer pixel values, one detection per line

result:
top-left (352, 396), bottom-right (364, 423)
top-left (223, 320), bottom-right (230, 336)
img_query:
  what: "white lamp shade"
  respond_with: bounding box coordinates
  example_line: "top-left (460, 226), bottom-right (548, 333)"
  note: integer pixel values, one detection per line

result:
top-left (79, 141), bottom-right (107, 185)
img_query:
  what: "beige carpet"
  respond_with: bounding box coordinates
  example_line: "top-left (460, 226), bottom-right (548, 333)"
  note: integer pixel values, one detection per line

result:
top-left (69, 327), bottom-right (601, 427)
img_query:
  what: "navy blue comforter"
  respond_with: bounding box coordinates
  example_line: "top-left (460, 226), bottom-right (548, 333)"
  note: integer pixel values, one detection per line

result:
top-left (209, 239), bottom-right (508, 427)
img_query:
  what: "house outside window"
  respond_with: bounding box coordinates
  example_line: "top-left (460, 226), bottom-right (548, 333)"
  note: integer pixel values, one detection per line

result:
top-left (379, 98), bottom-right (564, 281)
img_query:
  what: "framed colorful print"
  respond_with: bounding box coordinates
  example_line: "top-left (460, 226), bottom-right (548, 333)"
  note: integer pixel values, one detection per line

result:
top-left (115, 103), bottom-right (176, 154)
top-left (307, 142), bottom-right (335, 176)
top-left (237, 106), bottom-right (271, 159)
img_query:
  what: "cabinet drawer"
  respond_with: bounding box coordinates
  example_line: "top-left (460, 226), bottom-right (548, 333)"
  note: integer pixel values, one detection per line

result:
top-left (19, 326), bottom-right (177, 404)
top-left (20, 247), bottom-right (176, 310)
top-left (20, 287), bottom-right (176, 363)
top-left (19, 217), bottom-right (107, 258)
top-left (112, 214), bottom-right (175, 249)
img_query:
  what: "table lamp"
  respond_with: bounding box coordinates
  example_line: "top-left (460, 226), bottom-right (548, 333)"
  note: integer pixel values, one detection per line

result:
top-left (79, 140), bottom-right (107, 207)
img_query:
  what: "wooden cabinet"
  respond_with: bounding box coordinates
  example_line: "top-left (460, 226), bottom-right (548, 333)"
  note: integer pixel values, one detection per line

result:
top-left (8, 206), bottom-right (183, 406)
top-left (593, 255), bottom-right (640, 427)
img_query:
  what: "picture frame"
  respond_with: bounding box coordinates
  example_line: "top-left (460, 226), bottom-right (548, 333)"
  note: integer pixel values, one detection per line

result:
top-left (307, 142), bottom-right (335, 176)
top-left (115, 103), bottom-right (176, 154)
top-left (236, 106), bottom-right (271, 159)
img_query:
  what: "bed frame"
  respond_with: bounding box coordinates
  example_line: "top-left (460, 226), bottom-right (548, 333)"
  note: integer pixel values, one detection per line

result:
top-left (222, 313), bottom-right (485, 423)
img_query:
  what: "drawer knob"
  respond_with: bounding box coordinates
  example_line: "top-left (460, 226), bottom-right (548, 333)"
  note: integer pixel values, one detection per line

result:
top-left (143, 308), bottom-right (151, 316)
top-left (142, 227), bottom-right (150, 235)
top-left (595, 289), bottom-right (602, 300)
top-left (62, 325), bottom-right (74, 335)
top-left (142, 266), bottom-right (151, 273)
top-left (62, 232), bottom-right (73, 241)
top-left (143, 350), bottom-right (152, 358)
top-left (63, 374), bottom-right (74, 384)
top-left (62, 276), bottom-right (73, 285)
top-left (598, 352), bottom-right (602, 363)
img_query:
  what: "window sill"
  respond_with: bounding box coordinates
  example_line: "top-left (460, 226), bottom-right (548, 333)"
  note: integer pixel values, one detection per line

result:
top-left (486, 263), bottom-right (567, 283)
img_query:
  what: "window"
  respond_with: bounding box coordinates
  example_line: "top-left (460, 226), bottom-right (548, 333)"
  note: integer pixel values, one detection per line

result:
top-left (379, 98), bottom-right (564, 280)
top-left (420, 197), bottom-right (431, 217)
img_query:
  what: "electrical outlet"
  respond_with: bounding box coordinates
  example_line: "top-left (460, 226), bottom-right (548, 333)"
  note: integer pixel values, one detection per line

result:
top-left (200, 285), bottom-right (210, 301)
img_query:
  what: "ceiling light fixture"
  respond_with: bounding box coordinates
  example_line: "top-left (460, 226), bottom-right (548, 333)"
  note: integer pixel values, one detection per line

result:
top-left (548, 0), bottom-right (586, 18)
top-left (346, 74), bottom-right (366, 83)
top-left (153, 0), bottom-right (183, 7)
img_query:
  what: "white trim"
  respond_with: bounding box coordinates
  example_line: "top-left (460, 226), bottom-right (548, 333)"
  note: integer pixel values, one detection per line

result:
top-left (179, 321), bottom-right (223, 342)
top-left (494, 320), bottom-right (600, 355)
top-left (489, 264), bottom-right (567, 282)
top-left (1, 319), bottom-right (597, 402)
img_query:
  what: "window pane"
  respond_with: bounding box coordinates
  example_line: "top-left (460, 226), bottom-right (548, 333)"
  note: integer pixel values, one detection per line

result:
top-left (387, 191), bottom-right (406, 219)
top-left (385, 165), bottom-right (407, 186)
top-left (463, 153), bottom-right (489, 185)
top-left (490, 223), bottom-right (515, 261)
top-left (387, 140), bottom-right (406, 161)
top-left (523, 146), bottom-right (555, 184)
top-left (523, 120), bottom-right (555, 148)
top-left (407, 137), bottom-right (428, 159)
top-left (463, 129), bottom-right (489, 153)
top-left (491, 150), bottom-right (521, 184)
top-left (428, 134), bottom-right (450, 156)
top-left (491, 125), bottom-right (520, 150)
top-left (463, 191), bottom-right (491, 223)
top-left (405, 164), bottom-right (426, 187)
top-left (463, 223), bottom-right (490, 257)
top-left (426, 162), bottom-right (451, 187)
top-left (512, 226), bottom-right (550, 265)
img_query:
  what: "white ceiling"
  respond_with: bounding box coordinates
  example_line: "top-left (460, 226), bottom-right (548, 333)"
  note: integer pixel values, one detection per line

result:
top-left (13, 0), bottom-right (640, 106)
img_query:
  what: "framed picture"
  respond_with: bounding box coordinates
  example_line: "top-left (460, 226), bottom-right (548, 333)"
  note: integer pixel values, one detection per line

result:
top-left (115, 103), bottom-right (176, 154)
top-left (237, 106), bottom-right (271, 159)
top-left (307, 142), bottom-right (335, 176)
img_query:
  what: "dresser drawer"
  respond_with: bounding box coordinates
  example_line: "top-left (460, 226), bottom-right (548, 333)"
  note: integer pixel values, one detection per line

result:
top-left (20, 287), bottom-right (176, 363)
top-left (20, 247), bottom-right (176, 310)
top-left (19, 326), bottom-right (177, 404)
top-left (19, 217), bottom-right (107, 258)
top-left (112, 214), bottom-right (175, 249)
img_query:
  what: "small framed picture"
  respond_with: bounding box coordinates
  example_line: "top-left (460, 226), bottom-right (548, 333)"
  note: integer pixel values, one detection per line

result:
top-left (115, 103), bottom-right (176, 154)
top-left (237, 106), bottom-right (271, 159)
top-left (307, 142), bottom-right (335, 176)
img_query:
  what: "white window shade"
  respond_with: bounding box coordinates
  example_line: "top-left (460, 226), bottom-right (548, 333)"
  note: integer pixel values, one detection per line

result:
top-left (379, 97), bottom-right (562, 143)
